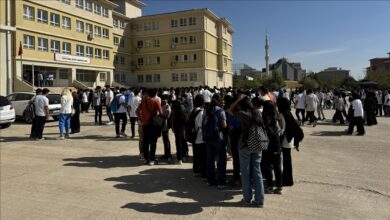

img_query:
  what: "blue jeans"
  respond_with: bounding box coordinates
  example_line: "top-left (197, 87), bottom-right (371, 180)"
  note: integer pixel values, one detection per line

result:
top-left (59, 113), bottom-right (71, 134)
top-left (205, 140), bottom-right (227, 185)
top-left (239, 148), bottom-right (264, 205)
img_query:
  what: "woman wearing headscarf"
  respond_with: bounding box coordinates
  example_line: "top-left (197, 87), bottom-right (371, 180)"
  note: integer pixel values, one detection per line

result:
top-left (71, 91), bottom-right (81, 134)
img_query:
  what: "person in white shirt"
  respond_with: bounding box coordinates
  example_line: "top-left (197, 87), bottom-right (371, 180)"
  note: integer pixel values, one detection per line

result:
top-left (129, 89), bottom-right (142, 138)
top-left (192, 94), bottom-right (206, 178)
top-left (59, 88), bottom-right (74, 139)
top-left (34, 88), bottom-right (50, 140)
top-left (201, 86), bottom-right (213, 103)
top-left (81, 90), bottom-right (89, 113)
top-left (347, 92), bottom-right (365, 135)
top-left (113, 87), bottom-right (129, 138)
top-left (294, 88), bottom-right (306, 125)
top-left (384, 90), bottom-right (390, 116)
top-left (104, 85), bottom-right (114, 125)
top-left (375, 91), bottom-right (383, 116)
top-left (316, 90), bottom-right (325, 120)
top-left (305, 89), bottom-right (319, 127)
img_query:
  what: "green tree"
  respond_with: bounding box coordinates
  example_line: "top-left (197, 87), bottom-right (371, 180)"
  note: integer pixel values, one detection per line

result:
top-left (365, 69), bottom-right (390, 89)
top-left (303, 77), bottom-right (319, 89)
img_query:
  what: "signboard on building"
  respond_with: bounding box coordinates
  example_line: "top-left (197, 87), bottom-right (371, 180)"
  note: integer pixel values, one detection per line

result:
top-left (55, 54), bottom-right (90, 64)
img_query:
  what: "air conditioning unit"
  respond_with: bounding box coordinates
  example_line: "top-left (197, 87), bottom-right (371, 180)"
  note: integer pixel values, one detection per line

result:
top-left (88, 33), bottom-right (94, 39)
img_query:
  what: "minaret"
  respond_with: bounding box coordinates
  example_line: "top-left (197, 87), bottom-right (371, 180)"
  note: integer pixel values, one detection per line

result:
top-left (265, 31), bottom-right (270, 77)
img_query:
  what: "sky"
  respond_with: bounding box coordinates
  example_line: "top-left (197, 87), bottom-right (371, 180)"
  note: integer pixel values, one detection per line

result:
top-left (141, 0), bottom-right (390, 79)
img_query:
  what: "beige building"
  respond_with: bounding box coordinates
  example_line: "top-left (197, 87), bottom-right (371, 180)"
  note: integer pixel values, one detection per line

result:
top-left (0, 0), bottom-right (233, 95)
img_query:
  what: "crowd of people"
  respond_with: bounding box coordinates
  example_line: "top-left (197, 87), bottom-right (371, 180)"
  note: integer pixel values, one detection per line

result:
top-left (27, 85), bottom-right (390, 208)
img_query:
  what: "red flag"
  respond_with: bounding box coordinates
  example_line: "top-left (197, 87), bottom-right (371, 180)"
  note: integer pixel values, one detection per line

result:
top-left (18, 41), bottom-right (23, 56)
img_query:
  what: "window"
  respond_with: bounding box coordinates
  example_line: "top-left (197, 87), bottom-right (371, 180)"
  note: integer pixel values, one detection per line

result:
top-left (37, 9), bottom-right (48, 23)
top-left (153, 74), bottom-right (160, 82)
top-left (120, 39), bottom-right (125, 48)
top-left (189, 36), bottom-right (197, 44)
top-left (154, 39), bottom-right (160, 47)
top-left (94, 3), bottom-right (101, 15)
top-left (113, 19), bottom-right (118, 27)
top-left (76, 20), bottom-right (84, 32)
top-left (85, 0), bottom-right (92, 12)
top-left (102, 28), bottom-right (109, 39)
top-left (145, 40), bottom-right (152, 48)
top-left (86, 23), bottom-right (93, 35)
top-left (76, 0), bottom-right (84, 9)
top-left (50, 40), bottom-right (60, 53)
top-left (76, 45), bottom-right (84, 56)
top-left (137, 75), bottom-right (144, 83)
top-left (180, 18), bottom-right (187, 26)
top-left (62, 0), bottom-right (70, 4)
top-left (103, 50), bottom-right (109, 60)
top-left (223, 41), bottom-right (227, 50)
top-left (190, 54), bottom-right (197, 63)
top-left (137, 41), bottom-right (143, 48)
top-left (171, 73), bottom-right (179, 82)
top-left (224, 57), bottom-right (228, 66)
top-left (102, 7), bottom-right (109, 17)
top-left (38, 38), bottom-right (48, 51)
top-left (62, 42), bottom-right (71, 54)
top-left (223, 25), bottom-right (227, 34)
top-left (152, 21), bottom-right (159, 30)
top-left (189, 17), bottom-right (196, 25)
top-left (23, 35), bottom-right (35, 49)
top-left (50, 13), bottom-right (60, 27)
top-left (119, 20), bottom-right (125, 29)
top-left (190, 72), bottom-right (197, 81)
top-left (171, 19), bottom-right (178, 28)
top-left (94, 26), bottom-right (101, 37)
top-left (145, 74), bottom-right (152, 83)
top-left (86, 46), bottom-right (93, 57)
top-left (59, 69), bottom-right (69, 79)
top-left (113, 37), bottom-right (119, 46)
top-left (180, 36), bottom-right (187, 45)
top-left (181, 73), bottom-right (188, 81)
top-left (100, 72), bottom-right (106, 81)
top-left (95, 48), bottom-right (102, 59)
top-left (172, 37), bottom-right (179, 44)
top-left (152, 56), bottom-right (160, 65)
top-left (137, 58), bottom-right (143, 66)
top-left (62, 16), bottom-right (71, 29)
top-left (120, 56), bottom-right (125, 64)
top-left (23, 5), bottom-right (34, 20)
top-left (114, 55), bottom-right (118, 64)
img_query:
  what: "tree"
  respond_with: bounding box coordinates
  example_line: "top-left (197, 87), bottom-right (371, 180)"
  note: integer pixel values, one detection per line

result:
top-left (302, 77), bottom-right (319, 89)
top-left (365, 69), bottom-right (390, 89)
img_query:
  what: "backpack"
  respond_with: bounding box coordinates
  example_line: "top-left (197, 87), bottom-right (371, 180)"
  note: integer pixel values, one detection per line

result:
top-left (185, 109), bottom-right (202, 143)
top-left (23, 102), bottom-right (35, 123)
top-left (110, 95), bottom-right (121, 113)
top-left (247, 112), bottom-right (269, 152)
top-left (202, 108), bottom-right (222, 142)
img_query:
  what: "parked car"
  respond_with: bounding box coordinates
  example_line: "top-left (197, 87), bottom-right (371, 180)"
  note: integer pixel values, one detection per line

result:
top-left (0, 95), bottom-right (16, 128)
top-left (6, 92), bottom-right (61, 123)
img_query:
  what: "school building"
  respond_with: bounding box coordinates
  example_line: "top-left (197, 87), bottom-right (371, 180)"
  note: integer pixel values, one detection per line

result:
top-left (0, 0), bottom-right (234, 95)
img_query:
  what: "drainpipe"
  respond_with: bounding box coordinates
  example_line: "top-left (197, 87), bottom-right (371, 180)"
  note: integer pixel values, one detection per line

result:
top-left (6, 0), bottom-right (13, 94)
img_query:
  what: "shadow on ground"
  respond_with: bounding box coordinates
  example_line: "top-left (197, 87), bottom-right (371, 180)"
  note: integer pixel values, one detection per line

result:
top-left (63, 155), bottom-right (143, 168)
top-left (105, 168), bottom-right (245, 215)
top-left (311, 131), bottom-right (347, 136)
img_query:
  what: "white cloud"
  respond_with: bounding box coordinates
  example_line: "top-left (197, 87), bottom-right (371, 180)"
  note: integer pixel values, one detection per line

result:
top-left (289, 48), bottom-right (345, 58)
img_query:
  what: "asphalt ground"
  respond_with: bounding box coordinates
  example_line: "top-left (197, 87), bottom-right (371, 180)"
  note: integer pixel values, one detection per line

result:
top-left (1, 109), bottom-right (390, 219)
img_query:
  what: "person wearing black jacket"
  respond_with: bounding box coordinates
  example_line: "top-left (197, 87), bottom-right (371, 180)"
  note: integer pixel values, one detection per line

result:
top-left (71, 91), bottom-right (81, 133)
top-left (261, 101), bottom-right (283, 194)
top-left (277, 97), bottom-right (304, 187)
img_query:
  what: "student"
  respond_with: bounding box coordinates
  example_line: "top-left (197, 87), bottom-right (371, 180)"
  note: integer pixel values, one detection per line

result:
top-left (129, 89), bottom-right (142, 138)
top-left (304, 89), bottom-right (319, 126)
top-left (160, 95), bottom-right (172, 161)
top-left (29, 88), bottom-right (43, 139)
top-left (347, 92), bottom-right (365, 135)
top-left (191, 95), bottom-right (206, 177)
top-left (105, 85), bottom-right (114, 125)
top-left (113, 88), bottom-right (129, 138)
top-left (295, 88), bottom-right (306, 125)
top-left (93, 86), bottom-right (103, 125)
top-left (228, 95), bottom-right (264, 207)
top-left (71, 91), bottom-right (81, 134)
top-left (34, 88), bottom-right (50, 140)
top-left (58, 88), bottom-right (73, 139)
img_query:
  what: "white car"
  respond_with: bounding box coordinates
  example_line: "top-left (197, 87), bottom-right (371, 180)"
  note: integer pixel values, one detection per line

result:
top-left (6, 92), bottom-right (61, 123)
top-left (0, 96), bottom-right (15, 128)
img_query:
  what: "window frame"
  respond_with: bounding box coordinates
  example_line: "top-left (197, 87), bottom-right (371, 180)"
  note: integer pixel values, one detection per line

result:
top-left (37, 37), bottom-right (48, 52)
top-left (94, 26), bottom-right (101, 37)
top-left (76, 0), bottom-right (84, 9)
top-left (86, 46), bottom-right (93, 57)
top-left (62, 16), bottom-right (71, 30)
top-left (94, 3), bottom-right (102, 15)
top-left (180, 72), bottom-right (188, 81)
top-left (76, 44), bottom-right (84, 56)
top-left (171, 73), bottom-right (179, 82)
top-left (86, 23), bottom-right (93, 35)
top-left (62, 42), bottom-right (71, 54)
top-left (190, 72), bottom-right (197, 81)
top-left (50, 40), bottom-right (60, 53)
top-left (137, 75), bottom-right (144, 83)
top-left (85, 0), bottom-right (92, 12)
top-left (76, 20), bottom-right (84, 33)
top-left (23, 5), bottom-right (35, 21)
top-left (102, 7), bottom-right (109, 17)
top-left (50, 13), bottom-right (60, 27)
top-left (102, 28), bottom-right (109, 39)
top-left (94, 48), bottom-right (102, 59)
top-left (171, 19), bottom-right (178, 28)
top-left (23, 35), bottom-right (35, 49)
top-left (103, 50), bottom-right (109, 60)
top-left (37, 9), bottom-right (48, 23)
top-left (113, 37), bottom-right (119, 46)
